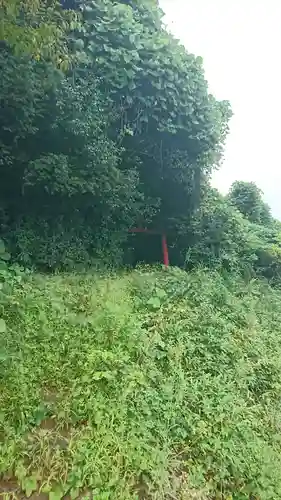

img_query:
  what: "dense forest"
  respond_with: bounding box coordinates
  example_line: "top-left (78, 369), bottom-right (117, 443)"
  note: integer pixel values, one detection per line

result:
top-left (2, 1), bottom-right (281, 499)
top-left (1, 0), bottom-right (280, 278)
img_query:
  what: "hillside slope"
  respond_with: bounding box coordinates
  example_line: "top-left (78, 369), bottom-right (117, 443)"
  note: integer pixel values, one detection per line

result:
top-left (2, 268), bottom-right (281, 499)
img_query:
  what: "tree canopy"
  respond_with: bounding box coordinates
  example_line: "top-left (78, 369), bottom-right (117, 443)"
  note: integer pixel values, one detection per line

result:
top-left (0, 0), bottom-right (233, 269)
top-left (228, 181), bottom-right (272, 225)
top-left (0, 0), bottom-right (80, 67)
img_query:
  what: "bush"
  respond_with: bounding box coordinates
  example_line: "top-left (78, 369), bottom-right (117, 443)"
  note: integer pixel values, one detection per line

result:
top-left (186, 189), bottom-right (257, 273)
top-left (228, 181), bottom-right (272, 225)
top-left (0, 238), bottom-right (26, 336)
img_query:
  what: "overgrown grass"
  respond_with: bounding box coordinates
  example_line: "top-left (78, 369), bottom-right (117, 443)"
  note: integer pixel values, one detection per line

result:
top-left (2, 267), bottom-right (281, 499)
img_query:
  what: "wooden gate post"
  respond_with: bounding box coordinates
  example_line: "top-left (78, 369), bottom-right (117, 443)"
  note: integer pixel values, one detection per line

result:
top-left (162, 234), bottom-right (169, 267)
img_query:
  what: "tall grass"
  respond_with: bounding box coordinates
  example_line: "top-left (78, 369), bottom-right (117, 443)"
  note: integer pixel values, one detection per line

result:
top-left (2, 267), bottom-right (281, 498)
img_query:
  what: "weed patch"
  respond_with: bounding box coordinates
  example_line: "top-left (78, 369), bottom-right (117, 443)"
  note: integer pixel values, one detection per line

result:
top-left (2, 268), bottom-right (281, 498)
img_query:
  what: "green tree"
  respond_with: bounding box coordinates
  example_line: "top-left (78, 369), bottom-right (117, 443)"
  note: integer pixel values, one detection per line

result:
top-left (185, 185), bottom-right (281, 284)
top-left (247, 222), bottom-right (281, 282)
top-left (0, 52), bottom-right (141, 268)
top-left (74, 0), bottom-right (232, 230)
top-left (228, 181), bottom-right (272, 225)
top-left (185, 188), bottom-right (257, 272)
top-left (0, 0), bottom-right (79, 67)
top-left (1, 0), bottom-right (233, 269)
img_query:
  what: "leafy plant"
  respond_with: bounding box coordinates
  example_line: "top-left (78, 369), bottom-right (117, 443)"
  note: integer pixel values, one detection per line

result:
top-left (0, 238), bottom-right (10, 266)
top-left (0, 238), bottom-right (26, 340)
top-left (0, 0), bottom-right (233, 269)
top-left (228, 181), bottom-right (272, 225)
top-left (2, 268), bottom-right (281, 498)
top-left (0, 0), bottom-right (80, 68)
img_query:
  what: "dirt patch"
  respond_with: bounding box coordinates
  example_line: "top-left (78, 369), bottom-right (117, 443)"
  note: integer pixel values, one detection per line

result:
top-left (35, 419), bottom-right (72, 450)
top-left (134, 477), bottom-right (149, 500)
top-left (38, 418), bottom-right (57, 431)
top-left (169, 472), bottom-right (209, 500)
top-left (0, 478), bottom-right (47, 499)
top-left (41, 388), bottom-right (58, 405)
top-left (0, 478), bottom-right (18, 494)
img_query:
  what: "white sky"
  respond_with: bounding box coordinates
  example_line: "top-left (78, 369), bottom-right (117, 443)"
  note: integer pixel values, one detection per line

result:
top-left (160, 0), bottom-right (281, 218)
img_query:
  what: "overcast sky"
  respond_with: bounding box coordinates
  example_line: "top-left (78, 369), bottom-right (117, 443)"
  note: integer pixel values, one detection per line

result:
top-left (160, 0), bottom-right (281, 219)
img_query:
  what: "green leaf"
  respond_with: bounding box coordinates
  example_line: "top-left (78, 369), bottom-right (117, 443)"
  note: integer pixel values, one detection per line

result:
top-left (0, 319), bottom-right (6, 333)
top-left (156, 288), bottom-right (167, 299)
top-left (70, 489), bottom-right (80, 499)
top-left (15, 462), bottom-right (27, 482)
top-left (49, 486), bottom-right (64, 500)
top-left (75, 39), bottom-right (84, 50)
top-left (147, 296), bottom-right (161, 309)
top-left (22, 476), bottom-right (37, 497)
top-left (92, 371), bottom-right (114, 381)
top-left (1, 252), bottom-right (11, 261)
top-left (0, 350), bottom-right (9, 361)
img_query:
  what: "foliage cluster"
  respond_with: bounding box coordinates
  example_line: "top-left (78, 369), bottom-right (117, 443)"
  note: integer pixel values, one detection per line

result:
top-left (0, 239), bottom-right (26, 339)
top-left (185, 182), bottom-right (281, 283)
top-left (228, 181), bottom-right (271, 225)
top-left (2, 268), bottom-right (281, 498)
top-left (0, 0), bottom-right (232, 270)
top-left (0, 0), bottom-right (79, 67)
top-left (1, 0), bottom-right (281, 283)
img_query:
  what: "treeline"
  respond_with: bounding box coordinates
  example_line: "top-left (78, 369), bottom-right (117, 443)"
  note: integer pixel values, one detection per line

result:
top-left (1, 0), bottom-right (281, 280)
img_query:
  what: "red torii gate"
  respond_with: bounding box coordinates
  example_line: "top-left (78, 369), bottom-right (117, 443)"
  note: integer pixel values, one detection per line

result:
top-left (128, 228), bottom-right (169, 267)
